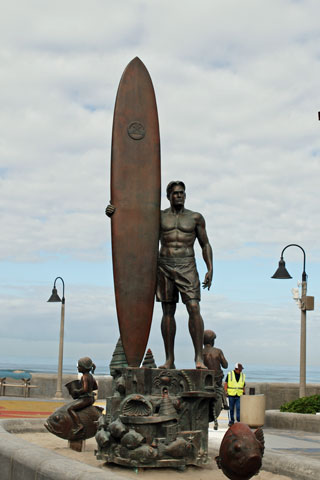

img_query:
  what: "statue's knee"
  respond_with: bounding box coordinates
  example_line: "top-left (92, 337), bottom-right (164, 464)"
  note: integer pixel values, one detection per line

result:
top-left (187, 300), bottom-right (200, 315)
top-left (162, 302), bottom-right (176, 316)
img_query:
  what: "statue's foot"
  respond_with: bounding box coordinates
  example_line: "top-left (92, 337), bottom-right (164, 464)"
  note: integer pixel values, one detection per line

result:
top-left (159, 362), bottom-right (176, 369)
top-left (196, 361), bottom-right (208, 370)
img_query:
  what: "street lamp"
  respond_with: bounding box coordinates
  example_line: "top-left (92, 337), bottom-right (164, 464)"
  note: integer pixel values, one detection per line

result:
top-left (47, 277), bottom-right (65, 399)
top-left (272, 244), bottom-right (314, 398)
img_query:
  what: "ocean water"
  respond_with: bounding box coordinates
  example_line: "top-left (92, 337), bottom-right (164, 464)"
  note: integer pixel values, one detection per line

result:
top-left (0, 358), bottom-right (319, 383)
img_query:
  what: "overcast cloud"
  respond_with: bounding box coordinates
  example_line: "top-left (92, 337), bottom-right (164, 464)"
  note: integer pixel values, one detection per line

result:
top-left (1, 1), bottom-right (319, 374)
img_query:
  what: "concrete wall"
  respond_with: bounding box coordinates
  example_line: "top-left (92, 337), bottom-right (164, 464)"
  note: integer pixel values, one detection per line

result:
top-left (0, 374), bottom-right (113, 400)
top-left (0, 418), bottom-right (126, 480)
top-left (265, 410), bottom-right (320, 433)
top-left (1, 374), bottom-right (319, 410)
top-left (247, 382), bottom-right (320, 410)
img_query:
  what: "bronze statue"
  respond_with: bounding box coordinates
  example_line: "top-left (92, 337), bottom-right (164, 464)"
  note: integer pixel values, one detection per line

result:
top-left (98, 59), bottom-right (220, 469)
top-left (203, 330), bottom-right (228, 382)
top-left (67, 356), bottom-right (98, 435)
top-left (157, 181), bottom-right (213, 370)
top-left (216, 422), bottom-right (264, 480)
top-left (45, 357), bottom-right (102, 442)
top-left (203, 329), bottom-right (229, 429)
top-left (45, 400), bottom-right (102, 442)
top-left (106, 180), bottom-right (213, 370)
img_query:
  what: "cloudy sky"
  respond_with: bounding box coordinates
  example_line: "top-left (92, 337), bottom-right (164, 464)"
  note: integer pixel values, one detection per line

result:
top-left (1, 0), bottom-right (319, 375)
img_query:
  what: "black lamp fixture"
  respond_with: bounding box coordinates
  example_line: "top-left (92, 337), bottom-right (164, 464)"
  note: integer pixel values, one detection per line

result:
top-left (47, 286), bottom-right (62, 303)
top-left (271, 258), bottom-right (292, 279)
top-left (47, 277), bottom-right (65, 304)
top-left (271, 244), bottom-right (307, 282)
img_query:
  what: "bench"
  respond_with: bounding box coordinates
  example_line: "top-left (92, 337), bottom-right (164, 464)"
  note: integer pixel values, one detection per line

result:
top-left (0, 370), bottom-right (38, 398)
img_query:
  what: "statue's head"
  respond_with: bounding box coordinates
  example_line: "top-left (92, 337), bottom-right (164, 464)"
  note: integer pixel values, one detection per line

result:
top-left (166, 181), bottom-right (186, 208)
top-left (166, 180), bottom-right (185, 199)
top-left (204, 329), bottom-right (216, 346)
top-left (77, 356), bottom-right (95, 373)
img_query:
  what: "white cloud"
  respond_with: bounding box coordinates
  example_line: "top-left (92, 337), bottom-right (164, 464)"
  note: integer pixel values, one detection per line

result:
top-left (1, 0), bottom-right (320, 370)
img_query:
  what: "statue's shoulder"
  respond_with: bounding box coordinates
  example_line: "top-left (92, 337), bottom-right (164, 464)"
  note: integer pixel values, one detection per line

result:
top-left (185, 209), bottom-right (204, 221)
top-left (183, 208), bottom-right (196, 215)
top-left (161, 208), bottom-right (171, 217)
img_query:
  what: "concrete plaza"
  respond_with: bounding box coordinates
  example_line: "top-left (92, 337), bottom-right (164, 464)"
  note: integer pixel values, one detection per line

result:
top-left (0, 397), bottom-right (319, 479)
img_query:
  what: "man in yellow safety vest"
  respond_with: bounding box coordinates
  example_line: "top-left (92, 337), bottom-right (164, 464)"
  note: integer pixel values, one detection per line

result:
top-left (224, 363), bottom-right (246, 426)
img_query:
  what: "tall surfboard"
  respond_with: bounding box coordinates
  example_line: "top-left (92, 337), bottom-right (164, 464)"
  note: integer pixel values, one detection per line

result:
top-left (110, 57), bottom-right (161, 367)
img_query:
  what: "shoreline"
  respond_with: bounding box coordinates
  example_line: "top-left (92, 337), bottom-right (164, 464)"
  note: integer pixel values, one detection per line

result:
top-left (1, 363), bottom-right (320, 383)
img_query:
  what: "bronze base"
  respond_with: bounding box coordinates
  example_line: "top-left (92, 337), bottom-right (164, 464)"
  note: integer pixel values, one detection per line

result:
top-left (95, 367), bottom-right (217, 468)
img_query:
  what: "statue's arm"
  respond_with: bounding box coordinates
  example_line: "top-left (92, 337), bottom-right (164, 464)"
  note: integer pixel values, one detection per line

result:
top-left (73, 375), bottom-right (88, 396)
top-left (82, 374), bottom-right (89, 393)
top-left (195, 214), bottom-right (213, 290)
top-left (220, 350), bottom-right (228, 369)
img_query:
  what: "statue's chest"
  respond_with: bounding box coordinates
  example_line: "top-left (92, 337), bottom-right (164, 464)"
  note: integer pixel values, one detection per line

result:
top-left (162, 214), bottom-right (195, 233)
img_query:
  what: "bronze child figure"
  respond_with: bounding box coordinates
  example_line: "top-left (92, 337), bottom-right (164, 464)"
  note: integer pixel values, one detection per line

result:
top-left (67, 357), bottom-right (98, 435)
top-left (203, 329), bottom-right (229, 429)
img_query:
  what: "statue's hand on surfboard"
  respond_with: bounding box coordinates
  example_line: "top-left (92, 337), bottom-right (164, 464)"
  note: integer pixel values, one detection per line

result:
top-left (105, 204), bottom-right (116, 217)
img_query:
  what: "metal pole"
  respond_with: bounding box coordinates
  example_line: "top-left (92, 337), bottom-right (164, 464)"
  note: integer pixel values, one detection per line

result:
top-left (300, 280), bottom-right (307, 398)
top-left (55, 299), bottom-right (65, 398)
top-left (279, 245), bottom-right (307, 398)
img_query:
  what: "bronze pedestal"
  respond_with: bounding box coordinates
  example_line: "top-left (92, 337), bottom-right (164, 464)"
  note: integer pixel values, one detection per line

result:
top-left (95, 367), bottom-right (217, 468)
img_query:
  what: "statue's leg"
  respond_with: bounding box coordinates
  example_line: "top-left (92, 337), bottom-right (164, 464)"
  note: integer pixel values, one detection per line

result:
top-left (212, 400), bottom-right (219, 430)
top-left (67, 398), bottom-right (93, 435)
top-left (186, 300), bottom-right (207, 369)
top-left (67, 400), bottom-right (85, 434)
top-left (159, 302), bottom-right (176, 369)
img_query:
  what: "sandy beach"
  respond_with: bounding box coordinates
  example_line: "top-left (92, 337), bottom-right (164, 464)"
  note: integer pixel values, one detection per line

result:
top-left (16, 432), bottom-right (293, 480)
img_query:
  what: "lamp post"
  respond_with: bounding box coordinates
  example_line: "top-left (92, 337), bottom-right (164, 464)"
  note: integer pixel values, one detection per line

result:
top-left (47, 277), bottom-right (65, 399)
top-left (272, 244), bottom-right (314, 398)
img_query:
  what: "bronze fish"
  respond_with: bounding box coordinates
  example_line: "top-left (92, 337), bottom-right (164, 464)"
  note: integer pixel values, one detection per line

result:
top-left (216, 422), bottom-right (264, 480)
top-left (44, 401), bottom-right (103, 441)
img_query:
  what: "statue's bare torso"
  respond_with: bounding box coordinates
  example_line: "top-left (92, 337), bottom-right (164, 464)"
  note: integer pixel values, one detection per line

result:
top-left (160, 208), bottom-right (205, 258)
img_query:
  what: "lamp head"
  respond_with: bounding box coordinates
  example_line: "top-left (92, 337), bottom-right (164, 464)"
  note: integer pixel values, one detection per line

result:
top-left (47, 286), bottom-right (62, 303)
top-left (271, 259), bottom-right (292, 279)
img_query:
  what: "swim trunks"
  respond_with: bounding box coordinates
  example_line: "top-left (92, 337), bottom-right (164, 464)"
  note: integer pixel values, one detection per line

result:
top-left (156, 257), bottom-right (200, 304)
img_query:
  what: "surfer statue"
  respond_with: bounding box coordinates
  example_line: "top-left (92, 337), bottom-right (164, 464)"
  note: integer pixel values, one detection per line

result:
top-left (97, 59), bottom-right (222, 469)
top-left (106, 180), bottom-right (213, 370)
top-left (156, 181), bottom-right (213, 370)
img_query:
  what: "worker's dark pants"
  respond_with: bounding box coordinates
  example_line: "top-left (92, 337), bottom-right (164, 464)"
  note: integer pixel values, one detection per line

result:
top-left (229, 395), bottom-right (241, 423)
